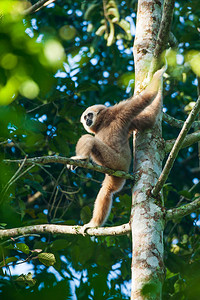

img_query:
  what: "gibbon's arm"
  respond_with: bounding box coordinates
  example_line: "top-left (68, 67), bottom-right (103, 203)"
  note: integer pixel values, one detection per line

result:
top-left (130, 90), bottom-right (162, 130)
top-left (112, 67), bottom-right (164, 120)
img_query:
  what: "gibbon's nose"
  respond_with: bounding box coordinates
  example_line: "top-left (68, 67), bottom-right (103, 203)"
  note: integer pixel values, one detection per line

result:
top-left (86, 119), bottom-right (93, 126)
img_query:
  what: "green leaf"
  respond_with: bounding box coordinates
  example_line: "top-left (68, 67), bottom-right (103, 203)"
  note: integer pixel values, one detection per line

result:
top-left (50, 135), bottom-right (70, 155)
top-left (24, 179), bottom-right (47, 195)
top-left (0, 223), bottom-right (7, 228)
top-left (50, 239), bottom-right (70, 251)
top-left (5, 244), bottom-right (15, 250)
top-left (141, 280), bottom-right (162, 297)
top-left (178, 190), bottom-right (192, 199)
top-left (0, 257), bottom-right (18, 267)
top-left (15, 243), bottom-right (30, 255)
top-left (77, 83), bottom-right (99, 93)
top-left (15, 272), bottom-right (36, 287)
top-left (38, 253), bottom-right (56, 266)
top-left (80, 206), bottom-right (91, 224)
top-left (18, 199), bottom-right (26, 220)
top-left (121, 260), bottom-right (129, 280)
top-left (166, 268), bottom-right (179, 279)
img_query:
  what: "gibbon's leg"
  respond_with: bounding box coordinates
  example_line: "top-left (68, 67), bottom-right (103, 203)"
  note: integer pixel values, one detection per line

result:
top-left (69, 135), bottom-right (129, 235)
top-left (75, 134), bottom-right (95, 158)
top-left (67, 134), bottom-right (94, 170)
top-left (80, 175), bottom-right (125, 235)
top-left (90, 138), bottom-right (130, 171)
top-left (68, 134), bottom-right (130, 172)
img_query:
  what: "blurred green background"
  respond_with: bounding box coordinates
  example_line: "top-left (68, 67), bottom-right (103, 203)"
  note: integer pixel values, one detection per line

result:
top-left (0, 0), bottom-right (200, 299)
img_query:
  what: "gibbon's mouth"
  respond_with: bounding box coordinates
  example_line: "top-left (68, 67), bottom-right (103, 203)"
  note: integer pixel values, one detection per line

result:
top-left (86, 119), bottom-right (93, 126)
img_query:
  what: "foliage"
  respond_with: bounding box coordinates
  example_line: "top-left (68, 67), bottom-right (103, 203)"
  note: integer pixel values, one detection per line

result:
top-left (0, 0), bottom-right (199, 299)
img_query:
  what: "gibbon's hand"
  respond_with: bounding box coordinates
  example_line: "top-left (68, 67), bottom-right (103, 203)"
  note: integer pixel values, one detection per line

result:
top-left (66, 155), bottom-right (88, 171)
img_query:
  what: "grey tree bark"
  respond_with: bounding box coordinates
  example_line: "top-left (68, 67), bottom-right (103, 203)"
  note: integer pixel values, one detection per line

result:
top-left (131, 0), bottom-right (165, 298)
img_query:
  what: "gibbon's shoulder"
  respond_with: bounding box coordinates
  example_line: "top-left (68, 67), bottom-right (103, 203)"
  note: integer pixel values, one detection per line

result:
top-left (109, 97), bottom-right (133, 113)
top-left (96, 106), bottom-right (116, 128)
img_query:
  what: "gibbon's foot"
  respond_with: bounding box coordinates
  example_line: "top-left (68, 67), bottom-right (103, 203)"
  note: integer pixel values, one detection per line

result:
top-left (66, 164), bottom-right (77, 171)
top-left (80, 222), bottom-right (98, 236)
top-left (66, 156), bottom-right (88, 171)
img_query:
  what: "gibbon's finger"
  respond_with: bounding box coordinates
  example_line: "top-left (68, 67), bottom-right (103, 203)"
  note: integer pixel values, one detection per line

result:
top-left (66, 155), bottom-right (84, 170)
top-left (66, 155), bottom-right (90, 170)
top-left (79, 227), bottom-right (87, 236)
top-left (66, 163), bottom-right (71, 170)
top-left (66, 164), bottom-right (77, 171)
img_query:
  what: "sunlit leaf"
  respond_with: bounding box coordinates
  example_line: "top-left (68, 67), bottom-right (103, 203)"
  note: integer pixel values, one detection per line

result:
top-left (38, 253), bottom-right (56, 266)
top-left (15, 243), bottom-right (30, 255)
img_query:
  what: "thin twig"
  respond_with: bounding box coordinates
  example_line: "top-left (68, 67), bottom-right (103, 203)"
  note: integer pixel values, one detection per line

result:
top-left (48, 166), bottom-right (66, 219)
top-left (166, 197), bottom-right (200, 221)
top-left (28, 182), bottom-right (53, 203)
top-left (1, 156), bottom-right (28, 196)
top-left (3, 156), bottom-right (134, 180)
top-left (23, 0), bottom-right (56, 15)
top-left (163, 112), bottom-right (200, 129)
top-left (165, 130), bottom-right (200, 153)
top-left (4, 156), bottom-right (28, 187)
top-left (53, 193), bottom-right (64, 220)
top-left (0, 234), bottom-right (40, 246)
top-left (175, 181), bottom-right (200, 209)
top-left (152, 96), bottom-right (200, 196)
top-left (1, 165), bottom-right (35, 199)
top-left (27, 103), bottom-right (48, 113)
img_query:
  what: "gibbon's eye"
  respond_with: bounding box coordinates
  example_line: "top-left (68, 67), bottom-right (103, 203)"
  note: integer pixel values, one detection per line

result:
top-left (87, 113), bottom-right (93, 119)
top-left (84, 115), bottom-right (87, 120)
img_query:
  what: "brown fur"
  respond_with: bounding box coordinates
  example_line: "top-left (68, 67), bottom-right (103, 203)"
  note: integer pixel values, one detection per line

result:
top-left (68, 68), bottom-right (165, 232)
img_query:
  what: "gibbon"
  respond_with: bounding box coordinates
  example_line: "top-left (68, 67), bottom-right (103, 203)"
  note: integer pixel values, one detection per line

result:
top-left (68, 68), bottom-right (165, 233)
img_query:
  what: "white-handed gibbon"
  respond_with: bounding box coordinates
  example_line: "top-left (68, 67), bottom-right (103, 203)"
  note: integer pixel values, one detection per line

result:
top-left (68, 68), bottom-right (165, 233)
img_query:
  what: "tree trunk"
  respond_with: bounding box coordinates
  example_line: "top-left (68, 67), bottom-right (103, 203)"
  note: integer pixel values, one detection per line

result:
top-left (131, 0), bottom-right (165, 299)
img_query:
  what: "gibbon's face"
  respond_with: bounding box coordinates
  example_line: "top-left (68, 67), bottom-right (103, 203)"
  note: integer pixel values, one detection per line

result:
top-left (80, 105), bottom-right (106, 133)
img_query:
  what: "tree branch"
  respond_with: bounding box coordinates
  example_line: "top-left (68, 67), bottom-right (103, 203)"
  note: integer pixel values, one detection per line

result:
top-left (191, 167), bottom-right (200, 174)
top-left (23, 0), bottom-right (56, 15)
top-left (154, 0), bottom-right (175, 57)
top-left (166, 197), bottom-right (200, 221)
top-left (163, 112), bottom-right (200, 129)
top-left (148, 0), bottom-right (175, 76)
top-left (165, 130), bottom-right (200, 153)
top-left (3, 156), bottom-right (134, 180)
top-left (152, 96), bottom-right (200, 196)
top-left (0, 223), bottom-right (131, 239)
top-left (196, 77), bottom-right (200, 167)
top-left (168, 32), bottom-right (178, 48)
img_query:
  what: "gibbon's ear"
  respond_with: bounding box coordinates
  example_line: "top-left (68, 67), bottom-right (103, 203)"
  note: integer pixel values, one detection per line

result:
top-left (97, 110), bottom-right (102, 115)
top-left (94, 104), bottom-right (107, 116)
